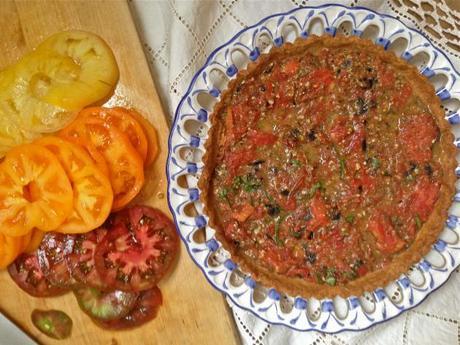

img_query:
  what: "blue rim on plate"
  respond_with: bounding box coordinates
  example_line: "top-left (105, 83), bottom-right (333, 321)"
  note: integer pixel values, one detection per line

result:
top-left (166, 4), bottom-right (460, 333)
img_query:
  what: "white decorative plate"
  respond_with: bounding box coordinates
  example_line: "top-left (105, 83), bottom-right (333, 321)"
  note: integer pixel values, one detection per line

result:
top-left (166, 4), bottom-right (460, 332)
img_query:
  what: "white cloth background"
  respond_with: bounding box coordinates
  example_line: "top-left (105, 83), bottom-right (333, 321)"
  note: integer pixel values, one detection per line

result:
top-left (129, 1), bottom-right (460, 344)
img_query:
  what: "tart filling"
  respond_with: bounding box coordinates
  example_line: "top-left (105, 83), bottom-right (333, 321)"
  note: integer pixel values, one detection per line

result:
top-left (199, 36), bottom-right (456, 298)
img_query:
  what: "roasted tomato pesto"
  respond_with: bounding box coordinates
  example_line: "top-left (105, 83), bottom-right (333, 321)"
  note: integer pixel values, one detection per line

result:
top-left (200, 36), bottom-right (456, 296)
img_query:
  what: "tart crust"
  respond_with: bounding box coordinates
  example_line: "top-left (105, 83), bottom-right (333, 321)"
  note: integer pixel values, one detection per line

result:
top-left (198, 35), bottom-right (457, 298)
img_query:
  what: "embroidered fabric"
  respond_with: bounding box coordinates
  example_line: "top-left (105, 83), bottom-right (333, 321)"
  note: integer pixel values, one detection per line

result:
top-left (130, 0), bottom-right (460, 344)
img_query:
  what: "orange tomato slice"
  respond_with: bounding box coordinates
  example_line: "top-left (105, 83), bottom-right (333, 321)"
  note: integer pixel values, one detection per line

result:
top-left (59, 117), bottom-right (144, 210)
top-left (0, 144), bottom-right (73, 236)
top-left (59, 134), bottom-right (110, 177)
top-left (18, 231), bottom-right (33, 252)
top-left (125, 108), bottom-right (159, 166)
top-left (24, 229), bottom-right (45, 253)
top-left (79, 107), bottom-right (148, 163)
top-left (0, 233), bottom-right (25, 268)
top-left (36, 136), bottom-right (113, 234)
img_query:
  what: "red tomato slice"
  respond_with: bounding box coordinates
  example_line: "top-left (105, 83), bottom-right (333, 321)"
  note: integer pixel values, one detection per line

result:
top-left (329, 117), bottom-right (349, 144)
top-left (74, 286), bottom-right (139, 321)
top-left (231, 203), bottom-right (255, 223)
top-left (307, 194), bottom-right (329, 230)
top-left (368, 213), bottom-right (405, 254)
top-left (8, 252), bottom-right (68, 297)
top-left (299, 68), bottom-right (334, 100)
top-left (37, 232), bottom-right (76, 288)
top-left (248, 130), bottom-right (277, 146)
top-left (379, 68), bottom-right (395, 88)
top-left (228, 103), bottom-right (253, 142)
top-left (65, 228), bottom-right (109, 289)
top-left (226, 149), bottom-right (256, 177)
top-left (399, 113), bottom-right (438, 163)
top-left (92, 287), bottom-right (162, 330)
top-left (408, 176), bottom-right (440, 221)
top-left (94, 206), bottom-right (179, 292)
top-left (392, 83), bottom-right (412, 110)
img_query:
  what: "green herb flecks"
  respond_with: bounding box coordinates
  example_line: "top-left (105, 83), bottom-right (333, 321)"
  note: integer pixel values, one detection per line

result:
top-left (345, 214), bottom-right (355, 223)
top-left (391, 215), bottom-right (403, 227)
top-left (324, 277), bottom-right (335, 286)
top-left (273, 214), bottom-right (287, 246)
top-left (325, 267), bottom-right (337, 286)
top-left (343, 270), bottom-right (357, 280)
top-left (262, 188), bottom-right (276, 205)
top-left (233, 174), bottom-right (261, 193)
top-left (415, 214), bottom-right (422, 229)
top-left (370, 156), bottom-right (380, 170)
top-left (292, 159), bottom-right (302, 168)
top-left (339, 158), bottom-right (346, 179)
top-left (308, 181), bottom-right (325, 198)
top-left (291, 227), bottom-right (306, 239)
top-left (217, 187), bottom-right (231, 206)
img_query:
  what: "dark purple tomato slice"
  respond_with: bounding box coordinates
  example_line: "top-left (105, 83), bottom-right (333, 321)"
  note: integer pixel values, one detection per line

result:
top-left (31, 309), bottom-right (73, 340)
top-left (92, 287), bottom-right (162, 330)
top-left (73, 286), bottom-right (139, 321)
top-left (65, 228), bottom-right (109, 290)
top-left (94, 206), bottom-right (179, 292)
top-left (8, 253), bottom-right (68, 297)
top-left (37, 233), bottom-right (76, 288)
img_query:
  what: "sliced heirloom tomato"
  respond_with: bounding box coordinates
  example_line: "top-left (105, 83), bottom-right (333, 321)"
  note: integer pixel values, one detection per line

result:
top-left (92, 287), bottom-right (162, 330)
top-left (31, 30), bottom-right (119, 111)
top-left (36, 136), bottom-right (113, 234)
top-left (94, 206), bottom-right (179, 292)
top-left (65, 228), bottom-right (109, 289)
top-left (1, 57), bottom-right (75, 134)
top-left (125, 108), bottom-right (159, 166)
top-left (37, 232), bottom-right (76, 288)
top-left (24, 229), bottom-right (46, 253)
top-left (74, 287), bottom-right (139, 321)
top-left (8, 252), bottom-right (68, 297)
top-left (0, 232), bottom-right (29, 268)
top-left (79, 107), bottom-right (148, 163)
top-left (31, 309), bottom-right (73, 340)
top-left (399, 113), bottom-right (439, 163)
top-left (59, 117), bottom-right (144, 210)
top-left (368, 212), bottom-right (405, 254)
top-left (0, 144), bottom-right (73, 236)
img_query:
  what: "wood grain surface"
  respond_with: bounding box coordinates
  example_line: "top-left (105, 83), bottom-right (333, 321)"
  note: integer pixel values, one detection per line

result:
top-left (0, 1), bottom-right (239, 344)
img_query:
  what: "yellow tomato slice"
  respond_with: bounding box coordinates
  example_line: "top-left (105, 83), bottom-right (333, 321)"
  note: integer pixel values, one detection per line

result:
top-left (59, 117), bottom-right (144, 210)
top-left (0, 144), bottom-right (73, 236)
top-left (79, 107), bottom-right (148, 162)
top-left (36, 136), bottom-right (113, 234)
top-left (0, 67), bottom-right (16, 98)
top-left (1, 55), bottom-right (76, 134)
top-left (0, 67), bottom-right (42, 155)
top-left (125, 108), bottom-right (160, 166)
top-left (34, 30), bottom-right (119, 110)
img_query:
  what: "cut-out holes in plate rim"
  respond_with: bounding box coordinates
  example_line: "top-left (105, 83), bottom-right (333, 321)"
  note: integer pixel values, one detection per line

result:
top-left (168, 4), bottom-right (460, 333)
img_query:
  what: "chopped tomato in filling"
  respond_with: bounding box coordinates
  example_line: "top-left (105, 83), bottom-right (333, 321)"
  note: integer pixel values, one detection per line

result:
top-left (211, 45), bottom-right (443, 286)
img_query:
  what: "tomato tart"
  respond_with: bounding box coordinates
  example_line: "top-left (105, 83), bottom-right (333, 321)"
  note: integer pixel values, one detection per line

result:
top-left (199, 35), bottom-right (457, 298)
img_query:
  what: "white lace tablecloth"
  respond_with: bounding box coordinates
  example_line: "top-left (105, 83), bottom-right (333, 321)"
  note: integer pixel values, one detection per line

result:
top-left (129, 1), bottom-right (460, 344)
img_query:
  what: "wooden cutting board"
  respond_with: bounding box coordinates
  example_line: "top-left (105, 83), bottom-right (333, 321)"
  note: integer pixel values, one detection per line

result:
top-left (0, 1), bottom-right (239, 344)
